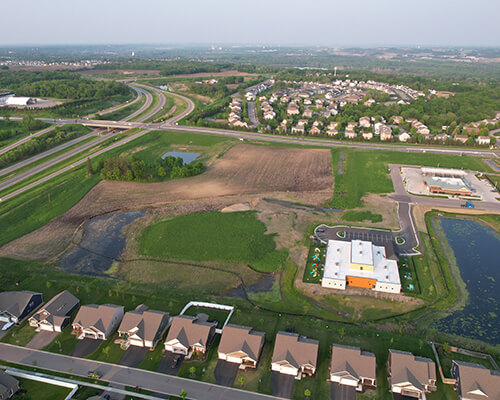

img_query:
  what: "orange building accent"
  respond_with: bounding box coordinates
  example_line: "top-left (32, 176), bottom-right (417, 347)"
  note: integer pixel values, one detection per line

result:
top-left (346, 276), bottom-right (377, 289)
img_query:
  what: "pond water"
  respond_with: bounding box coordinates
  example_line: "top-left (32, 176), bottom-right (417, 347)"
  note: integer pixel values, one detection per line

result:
top-left (434, 217), bottom-right (500, 344)
top-left (161, 151), bottom-right (200, 164)
top-left (227, 275), bottom-right (275, 299)
top-left (59, 211), bottom-right (145, 276)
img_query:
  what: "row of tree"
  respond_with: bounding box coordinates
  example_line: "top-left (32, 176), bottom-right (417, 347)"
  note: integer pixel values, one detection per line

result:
top-left (0, 124), bottom-right (88, 168)
top-left (0, 116), bottom-right (48, 143)
top-left (96, 155), bottom-right (204, 182)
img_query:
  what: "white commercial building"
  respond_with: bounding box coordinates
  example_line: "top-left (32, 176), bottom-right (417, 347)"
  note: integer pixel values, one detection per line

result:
top-left (322, 240), bottom-right (401, 294)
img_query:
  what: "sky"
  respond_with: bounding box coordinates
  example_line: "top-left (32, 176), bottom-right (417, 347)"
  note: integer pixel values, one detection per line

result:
top-left (1, 0), bottom-right (499, 47)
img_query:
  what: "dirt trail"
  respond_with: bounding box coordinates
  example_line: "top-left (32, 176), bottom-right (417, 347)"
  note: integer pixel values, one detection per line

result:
top-left (0, 145), bottom-right (333, 260)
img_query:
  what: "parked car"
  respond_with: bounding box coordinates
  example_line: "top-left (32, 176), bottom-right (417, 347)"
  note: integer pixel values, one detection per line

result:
top-left (87, 370), bottom-right (102, 379)
top-left (171, 354), bottom-right (181, 368)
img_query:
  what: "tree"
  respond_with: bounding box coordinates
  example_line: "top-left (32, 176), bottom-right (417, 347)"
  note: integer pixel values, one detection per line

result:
top-left (86, 158), bottom-right (94, 176)
top-left (239, 377), bottom-right (245, 387)
top-left (180, 389), bottom-right (187, 400)
top-left (304, 388), bottom-right (311, 399)
top-left (189, 366), bottom-right (196, 378)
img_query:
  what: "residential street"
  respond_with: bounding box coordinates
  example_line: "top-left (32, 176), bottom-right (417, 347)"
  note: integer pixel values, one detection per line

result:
top-left (0, 343), bottom-right (281, 400)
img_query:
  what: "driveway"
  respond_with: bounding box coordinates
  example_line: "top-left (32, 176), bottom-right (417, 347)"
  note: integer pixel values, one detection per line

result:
top-left (270, 371), bottom-right (294, 399)
top-left (71, 338), bottom-right (102, 357)
top-left (393, 394), bottom-right (417, 400)
top-left (156, 351), bottom-right (184, 375)
top-left (214, 360), bottom-right (239, 387)
top-left (26, 331), bottom-right (58, 349)
top-left (331, 382), bottom-right (356, 400)
top-left (118, 346), bottom-right (149, 368)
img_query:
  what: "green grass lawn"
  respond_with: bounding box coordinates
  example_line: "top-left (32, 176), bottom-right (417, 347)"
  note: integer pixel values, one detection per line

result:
top-left (330, 149), bottom-right (493, 209)
top-left (177, 335), bottom-right (220, 384)
top-left (437, 345), bottom-right (496, 378)
top-left (303, 242), bottom-right (326, 284)
top-left (399, 257), bottom-right (421, 295)
top-left (103, 94), bottom-right (147, 121)
top-left (13, 377), bottom-right (71, 400)
top-left (182, 306), bottom-right (231, 329)
top-left (342, 210), bottom-right (383, 223)
top-left (42, 327), bottom-right (80, 355)
top-left (86, 334), bottom-right (125, 364)
top-left (137, 345), bottom-right (164, 371)
top-left (137, 211), bottom-right (287, 272)
top-left (1, 321), bottom-right (37, 346)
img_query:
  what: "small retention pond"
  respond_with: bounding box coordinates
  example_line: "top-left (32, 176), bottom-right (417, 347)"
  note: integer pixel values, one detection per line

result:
top-left (433, 217), bottom-right (500, 345)
top-left (59, 211), bottom-right (145, 276)
top-left (161, 151), bottom-right (200, 163)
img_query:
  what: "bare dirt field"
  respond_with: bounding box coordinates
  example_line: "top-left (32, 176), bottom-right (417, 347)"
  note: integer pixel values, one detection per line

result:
top-left (0, 145), bottom-right (332, 260)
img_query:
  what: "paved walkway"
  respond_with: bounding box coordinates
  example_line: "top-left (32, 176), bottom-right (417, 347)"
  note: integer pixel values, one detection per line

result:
top-left (0, 343), bottom-right (281, 400)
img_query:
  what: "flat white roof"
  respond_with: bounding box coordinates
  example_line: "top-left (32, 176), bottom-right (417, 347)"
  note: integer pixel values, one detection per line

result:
top-left (323, 240), bottom-right (400, 285)
top-left (351, 240), bottom-right (373, 266)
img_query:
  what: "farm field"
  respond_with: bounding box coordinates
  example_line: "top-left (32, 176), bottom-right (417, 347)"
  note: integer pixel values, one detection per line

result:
top-left (137, 211), bottom-right (287, 272)
top-left (0, 143), bottom-right (332, 260)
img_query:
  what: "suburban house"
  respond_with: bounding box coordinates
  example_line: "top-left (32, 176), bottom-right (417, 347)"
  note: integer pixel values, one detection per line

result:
top-left (455, 134), bottom-right (469, 144)
top-left (164, 314), bottom-right (217, 356)
top-left (359, 116), bottom-right (371, 128)
top-left (399, 132), bottom-right (412, 142)
top-left (271, 332), bottom-right (319, 379)
top-left (392, 116), bottom-right (404, 124)
top-left (476, 136), bottom-right (491, 145)
top-left (309, 126), bottom-right (321, 135)
top-left (0, 370), bottom-right (19, 400)
top-left (330, 345), bottom-right (377, 390)
top-left (291, 125), bottom-right (305, 135)
top-left (218, 324), bottom-right (265, 369)
top-left (0, 291), bottom-right (43, 325)
top-left (388, 350), bottom-right (437, 398)
top-left (118, 304), bottom-right (170, 350)
top-left (451, 361), bottom-right (500, 400)
top-left (287, 102), bottom-right (300, 115)
top-left (322, 240), bottom-right (401, 293)
top-left (362, 131), bottom-right (373, 140)
top-left (380, 125), bottom-right (393, 141)
top-left (29, 290), bottom-right (79, 332)
top-left (72, 304), bottom-right (124, 341)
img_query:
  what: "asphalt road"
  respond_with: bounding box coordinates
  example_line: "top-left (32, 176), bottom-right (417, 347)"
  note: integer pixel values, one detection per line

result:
top-left (0, 129), bottom-right (150, 201)
top-left (0, 343), bottom-right (281, 400)
top-left (0, 130), bottom-right (120, 193)
top-left (247, 101), bottom-right (258, 127)
top-left (0, 125), bottom-right (56, 156)
top-left (0, 129), bottom-right (100, 178)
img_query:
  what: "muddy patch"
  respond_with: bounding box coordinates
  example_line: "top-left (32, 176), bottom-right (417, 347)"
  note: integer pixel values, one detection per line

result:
top-left (59, 211), bottom-right (145, 276)
top-left (227, 274), bottom-right (275, 299)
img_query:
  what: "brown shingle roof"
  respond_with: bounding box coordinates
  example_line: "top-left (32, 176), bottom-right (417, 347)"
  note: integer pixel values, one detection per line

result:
top-left (166, 315), bottom-right (216, 349)
top-left (389, 350), bottom-right (436, 390)
top-left (73, 304), bottom-right (123, 333)
top-left (272, 332), bottom-right (319, 369)
top-left (118, 305), bottom-right (169, 343)
top-left (453, 361), bottom-right (500, 400)
top-left (31, 290), bottom-right (79, 323)
top-left (218, 325), bottom-right (265, 362)
top-left (331, 344), bottom-right (376, 381)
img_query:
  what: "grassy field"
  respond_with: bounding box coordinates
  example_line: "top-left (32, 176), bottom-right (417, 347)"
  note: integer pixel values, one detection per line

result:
top-left (137, 211), bottom-right (287, 272)
top-left (342, 210), bottom-right (383, 223)
top-left (43, 327), bottom-right (80, 355)
top-left (330, 149), bottom-right (493, 209)
top-left (13, 377), bottom-right (71, 400)
top-left (1, 321), bottom-right (37, 346)
top-left (103, 94), bottom-right (147, 121)
top-left (0, 120), bottom-right (50, 149)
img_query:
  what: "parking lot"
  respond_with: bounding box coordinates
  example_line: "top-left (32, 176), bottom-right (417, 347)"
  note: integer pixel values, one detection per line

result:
top-left (343, 230), bottom-right (393, 246)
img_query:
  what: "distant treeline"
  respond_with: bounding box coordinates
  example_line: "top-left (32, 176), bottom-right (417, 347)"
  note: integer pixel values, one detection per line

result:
top-left (0, 124), bottom-right (89, 168)
top-left (97, 155), bottom-right (204, 182)
top-left (0, 70), bottom-right (129, 100)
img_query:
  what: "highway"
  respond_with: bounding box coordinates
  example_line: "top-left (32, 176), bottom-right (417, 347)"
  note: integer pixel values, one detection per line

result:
top-left (0, 125), bottom-right (56, 156)
top-left (0, 343), bottom-right (280, 400)
top-left (0, 129), bottom-right (101, 178)
top-left (0, 130), bottom-right (122, 193)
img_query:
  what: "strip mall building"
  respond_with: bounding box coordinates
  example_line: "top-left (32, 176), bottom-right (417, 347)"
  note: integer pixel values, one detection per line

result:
top-left (322, 240), bottom-right (401, 294)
